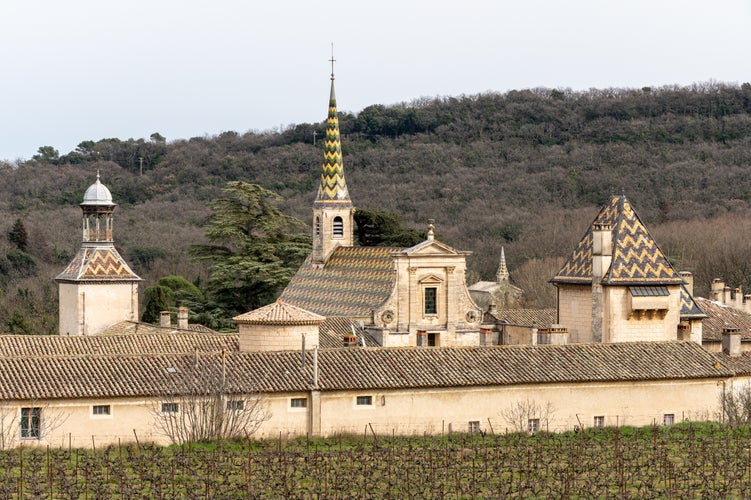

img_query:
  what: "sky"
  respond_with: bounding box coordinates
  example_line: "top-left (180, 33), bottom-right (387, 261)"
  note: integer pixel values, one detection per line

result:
top-left (0, 0), bottom-right (748, 162)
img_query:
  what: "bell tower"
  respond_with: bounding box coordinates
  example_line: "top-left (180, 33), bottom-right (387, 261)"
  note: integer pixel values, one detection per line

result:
top-left (312, 53), bottom-right (354, 265)
top-left (56, 174), bottom-right (141, 335)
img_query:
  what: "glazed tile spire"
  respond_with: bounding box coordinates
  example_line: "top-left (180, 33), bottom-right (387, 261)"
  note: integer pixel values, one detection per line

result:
top-left (314, 63), bottom-right (352, 207)
top-left (497, 247), bottom-right (510, 282)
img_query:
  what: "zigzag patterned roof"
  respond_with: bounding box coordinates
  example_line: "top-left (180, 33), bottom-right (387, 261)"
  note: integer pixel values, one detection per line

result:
top-left (680, 285), bottom-right (707, 319)
top-left (314, 77), bottom-right (351, 207)
top-left (280, 246), bottom-right (399, 317)
top-left (551, 196), bottom-right (683, 285)
top-left (56, 245), bottom-right (140, 282)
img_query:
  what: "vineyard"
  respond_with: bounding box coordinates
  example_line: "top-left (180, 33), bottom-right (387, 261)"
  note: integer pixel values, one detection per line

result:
top-left (1, 422), bottom-right (750, 498)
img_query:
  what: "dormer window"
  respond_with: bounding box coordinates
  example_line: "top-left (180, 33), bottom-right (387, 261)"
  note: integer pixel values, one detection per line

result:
top-left (333, 216), bottom-right (344, 238)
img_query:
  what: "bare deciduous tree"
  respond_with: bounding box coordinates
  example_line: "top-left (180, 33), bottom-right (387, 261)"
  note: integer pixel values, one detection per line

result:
top-left (151, 352), bottom-right (270, 444)
top-left (500, 398), bottom-right (555, 433)
top-left (0, 401), bottom-right (69, 449)
top-left (720, 382), bottom-right (751, 427)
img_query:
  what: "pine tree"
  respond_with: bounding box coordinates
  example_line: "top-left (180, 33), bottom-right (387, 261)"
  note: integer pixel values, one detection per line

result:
top-left (8, 219), bottom-right (28, 252)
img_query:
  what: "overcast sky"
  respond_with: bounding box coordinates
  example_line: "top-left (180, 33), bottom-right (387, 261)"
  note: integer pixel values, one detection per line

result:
top-left (1, 0), bottom-right (748, 161)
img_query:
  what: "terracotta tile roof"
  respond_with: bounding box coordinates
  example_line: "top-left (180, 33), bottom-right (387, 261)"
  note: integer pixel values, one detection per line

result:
top-left (486, 309), bottom-right (557, 328)
top-left (280, 246), bottom-right (399, 316)
top-left (56, 245), bottom-right (140, 282)
top-left (680, 286), bottom-right (707, 319)
top-left (0, 332), bottom-right (238, 358)
top-left (233, 299), bottom-right (325, 325)
top-left (318, 317), bottom-right (381, 348)
top-left (99, 321), bottom-right (219, 336)
top-left (714, 352), bottom-right (751, 375)
top-left (0, 342), bottom-right (730, 401)
top-left (551, 196), bottom-right (683, 286)
top-left (695, 297), bottom-right (751, 342)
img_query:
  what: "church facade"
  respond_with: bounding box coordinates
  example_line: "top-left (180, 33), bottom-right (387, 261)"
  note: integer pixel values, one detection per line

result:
top-left (280, 70), bottom-right (482, 348)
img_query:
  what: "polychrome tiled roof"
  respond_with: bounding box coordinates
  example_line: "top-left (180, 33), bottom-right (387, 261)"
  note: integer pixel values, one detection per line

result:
top-left (551, 196), bottom-right (683, 285)
top-left (0, 342), bottom-right (731, 401)
top-left (56, 245), bottom-right (140, 282)
top-left (233, 299), bottom-right (325, 325)
top-left (680, 286), bottom-right (707, 319)
top-left (280, 246), bottom-right (400, 316)
top-left (314, 76), bottom-right (351, 207)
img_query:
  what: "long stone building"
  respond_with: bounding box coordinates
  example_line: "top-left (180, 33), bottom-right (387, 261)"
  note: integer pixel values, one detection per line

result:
top-left (2, 69), bottom-right (751, 448)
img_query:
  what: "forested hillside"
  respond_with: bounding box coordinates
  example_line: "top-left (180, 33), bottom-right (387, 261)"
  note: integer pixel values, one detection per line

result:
top-left (1, 82), bottom-right (750, 333)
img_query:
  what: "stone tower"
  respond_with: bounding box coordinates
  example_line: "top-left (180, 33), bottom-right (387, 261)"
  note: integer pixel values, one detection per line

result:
top-left (311, 62), bottom-right (354, 265)
top-left (56, 174), bottom-right (141, 335)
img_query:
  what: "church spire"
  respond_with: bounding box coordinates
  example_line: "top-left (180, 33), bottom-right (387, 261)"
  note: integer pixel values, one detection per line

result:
top-left (496, 247), bottom-right (510, 282)
top-left (311, 49), bottom-right (355, 264)
top-left (314, 49), bottom-right (351, 207)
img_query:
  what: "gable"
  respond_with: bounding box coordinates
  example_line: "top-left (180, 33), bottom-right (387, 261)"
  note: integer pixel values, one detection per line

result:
top-left (401, 239), bottom-right (463, 256)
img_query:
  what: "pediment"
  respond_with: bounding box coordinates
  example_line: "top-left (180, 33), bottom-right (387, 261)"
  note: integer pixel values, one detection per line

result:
top-left (418, 274), bottom-right (444, 284)
top-left (403, 239), bottom-right (460, 256)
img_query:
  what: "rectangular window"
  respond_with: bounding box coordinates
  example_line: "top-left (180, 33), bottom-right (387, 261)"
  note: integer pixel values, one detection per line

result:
top-left (593, 416), bottom-right (604, 428)
top-left (356, 396), bottom-right (373, 406)
top-left (528, 418), bottom-right (540, 433)
top-left (21, 407), bottom-right (41, 439)
top-left (468, 421), bottom-right (480, 434)
top-left (227, 400), bottom-right (245, 411)
top-left (92, 405), bottom-right (111, 416)
top-left (663, 413), bottom-right (675, 426)
top-left (424, 287), bottom-right (437, 315)
top-left (162, 402), bottom-right (179, 413)
top-left (290, 398), bottom-right (307, 408)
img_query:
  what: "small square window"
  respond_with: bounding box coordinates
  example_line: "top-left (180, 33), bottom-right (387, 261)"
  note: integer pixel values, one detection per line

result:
top-left (162, 402), bottom-right (179, 413)
top-left (593, 416), bottom-right (604, 428)
top-left (663, 413), bottom-right (675, 426)
top-left (93, 405), bottom-right (111, 416)
top-left (528, 418), bottom-right (540, 433)
top-left (290, 398), bottom-right (307, 408)
top-left (356, 396), bottom-right (373, 406)
top-left (468, 421), bottom-right (480, 434)
top-left (227, 400), bottom-right (244, 411)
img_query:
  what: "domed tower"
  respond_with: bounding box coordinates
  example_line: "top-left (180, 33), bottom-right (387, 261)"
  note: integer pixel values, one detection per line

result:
top-left (56, 174), bottom-right (141, 335)
top-left (312, 58), bottom-right (354, 265)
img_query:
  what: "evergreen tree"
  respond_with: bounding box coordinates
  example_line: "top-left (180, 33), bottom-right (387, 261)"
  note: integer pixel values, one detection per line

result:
top-left (8, 219), bottom-right (28, 252)
top-left (190, 182), bottom-right (311, 315)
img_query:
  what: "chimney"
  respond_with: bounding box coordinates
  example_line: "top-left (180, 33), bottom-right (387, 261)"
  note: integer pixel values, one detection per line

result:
top-left (735, 288), bottom-right (744, 310)
top-left (160, 311), bottom-right (171, 327)
top-left (592, 223), bottom-right (613, 281)
top-left (177, 306), bottom-right (188, 330)
top-left (538, 324), bottom-right (569, 345)
top-left (679, 271), bottom-right (694, 297)
top-left (722, 327), bottom-right (741, 357)
top-left (745, 295), bottom-right (751, 314)
top-left (711, 279), bottom-right (724, 302)
top-left (488, 303), bottom-right (498, 316)
top-left (677, 322), bottom-right (691, 341)
top-left (591, 223), bottom-right (613, 343)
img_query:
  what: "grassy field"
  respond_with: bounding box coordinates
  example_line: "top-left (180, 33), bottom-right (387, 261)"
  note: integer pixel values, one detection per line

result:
top-left (1, 422), bottom-right (750, 498)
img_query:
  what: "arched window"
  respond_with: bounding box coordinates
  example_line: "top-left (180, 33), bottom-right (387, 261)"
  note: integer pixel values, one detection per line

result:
top-left (333, 216), bottom-right (344, 238)
top-left (315, 216), bottom-right (321, 237)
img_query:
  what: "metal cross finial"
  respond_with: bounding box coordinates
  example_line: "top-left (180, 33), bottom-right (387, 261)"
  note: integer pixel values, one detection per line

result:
top-left (329, 43), bottom-right (336, 80)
